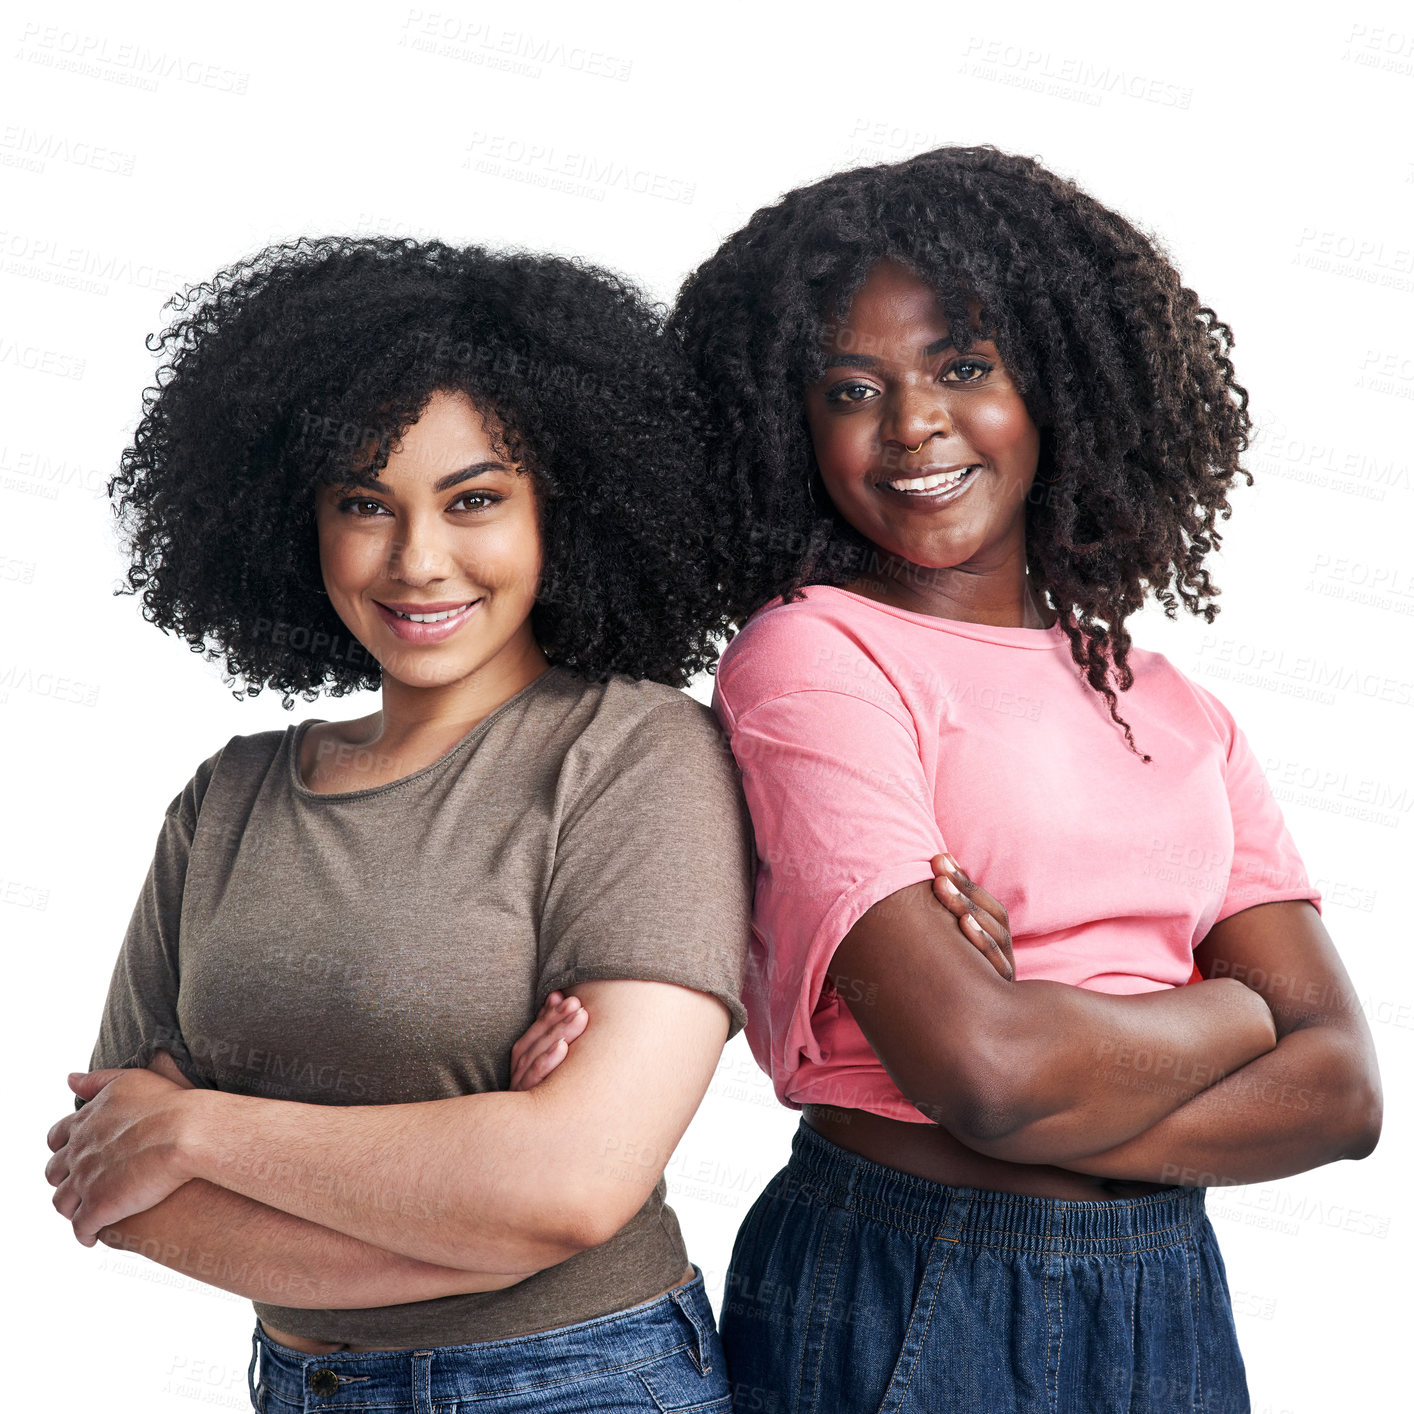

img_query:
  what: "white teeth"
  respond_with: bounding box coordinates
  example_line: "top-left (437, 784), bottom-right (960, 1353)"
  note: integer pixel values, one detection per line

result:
top-left (394, 604), bottom-right (471, 623)
top-left (886, 466), bottom-right (977, 493)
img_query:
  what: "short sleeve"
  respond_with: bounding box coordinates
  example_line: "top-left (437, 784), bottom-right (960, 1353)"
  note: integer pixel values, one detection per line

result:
top-left (538, 699), bottom-right (754, 1039)
top-left (1214, 719), bottom-right (1324, 923)
top-left (717, 686), bottom-right (946, 1086)
top-left (81, 753), bottom-right (224, 1106)
top-left (1186, 683), bottom-right (1323, 925)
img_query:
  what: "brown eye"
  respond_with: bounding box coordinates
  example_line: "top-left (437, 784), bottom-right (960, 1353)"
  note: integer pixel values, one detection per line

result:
top-left (338, 497), bottom-right (388, 517)
top-left (945, 359), bottom-right (993, 384)
top-left (824, 380), bottom-right (879, 405)
top-left (452, 491), bottom-right (501, 512)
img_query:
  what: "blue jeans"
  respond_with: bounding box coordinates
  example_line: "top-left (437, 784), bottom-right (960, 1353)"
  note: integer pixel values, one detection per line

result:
top-left (248, 1266), bottom-right (731, 1413)
top-left (720, 1122), bottom-right (1250, 1414)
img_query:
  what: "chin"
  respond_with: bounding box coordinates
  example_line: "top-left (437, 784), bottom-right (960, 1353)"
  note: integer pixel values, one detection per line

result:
top-left (376, 652), bottom-right (476, 689)
top-left (884, 537), bottom-right (972, 567)
top-left (389, 671), bottom-right (476, 694)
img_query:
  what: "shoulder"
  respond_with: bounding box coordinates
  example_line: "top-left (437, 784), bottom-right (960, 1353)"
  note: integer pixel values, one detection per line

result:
top-left (547, 674), bottom-right (748, 844)
top-left (208, 725), bottom-right (296, 778)
top-left (546, 670), bottom-right (731, 772)
top-left (172, 726), bottom-right (294, 825)
top-left (1116, 641), bottom-right (1237, 753)
top-left (715, 586), bottom-right (901, 721)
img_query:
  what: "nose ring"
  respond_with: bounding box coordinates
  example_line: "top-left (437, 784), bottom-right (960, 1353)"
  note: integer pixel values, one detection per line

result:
top-left (904, 441), bottom-right (926, 454)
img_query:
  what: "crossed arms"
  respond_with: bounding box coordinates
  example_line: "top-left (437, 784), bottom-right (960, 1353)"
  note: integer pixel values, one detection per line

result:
top-left (833, 862), bottom-right (1380, 1184)
top-left (47, 980), bottom-right (730, 1309)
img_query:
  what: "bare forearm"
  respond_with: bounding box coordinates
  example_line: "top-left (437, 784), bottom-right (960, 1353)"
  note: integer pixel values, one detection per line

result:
top-left (179, 1088), bottom-right (588, 1271)
top-left (96, 1179), bottom-right (534, 1308)
top-left (837, 883), bottom-right (1277, 1163)
top-left (920, 978), bottom-right (1276, 1163)
top-left (75, 984), bottom-right (719, 1273)
top-left (1054, 1025), bottom-right (1382, 1186)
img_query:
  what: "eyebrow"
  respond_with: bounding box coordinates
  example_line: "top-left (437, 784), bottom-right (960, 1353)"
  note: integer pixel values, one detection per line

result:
top-left (821, 335), bottom-right (958, 370)
top-left (342, 461), bottom-right (510, 493)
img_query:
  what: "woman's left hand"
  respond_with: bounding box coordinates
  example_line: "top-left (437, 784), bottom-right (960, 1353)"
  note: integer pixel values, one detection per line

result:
top-left (46, 1067), bottom-right (198, 1245)
top-left (930, 852), bottom-right (1016, 980)
top-left (509, 991), bottom-right (589, 1090)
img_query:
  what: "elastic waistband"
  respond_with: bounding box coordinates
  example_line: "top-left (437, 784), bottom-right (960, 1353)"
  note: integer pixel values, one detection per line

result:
top-left (251, 1268), bottom-right (717, 1409)
top-left (787, 1120), bottom-right (1208, 1256)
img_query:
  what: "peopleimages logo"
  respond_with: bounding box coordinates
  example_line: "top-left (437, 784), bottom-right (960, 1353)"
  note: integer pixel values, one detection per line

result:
top-left (0, 125), bottom-right (137, 177)
top-left (398, 11), bottom-right (632, 81)
top-left (1193, 635), bottom-right (1414, 709)
top-left (14, 23), bottom-right (250, 94)
top-left (462, 135), bottom-right (695, 205)
top-left (1293, 226), bottom-right (1414, 294)
top-left (0, 445), bottom-right (106, 498)
top-left (958, 36), bottom-right (1193, 108)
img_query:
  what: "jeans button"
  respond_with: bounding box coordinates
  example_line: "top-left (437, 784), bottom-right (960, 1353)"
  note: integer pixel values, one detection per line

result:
top-left (310, 1368), bottom-right (340, 1397)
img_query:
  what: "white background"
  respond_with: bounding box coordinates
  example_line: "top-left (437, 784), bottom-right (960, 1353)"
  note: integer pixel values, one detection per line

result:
top-left (4, 1), bottom-right (1410, 1408)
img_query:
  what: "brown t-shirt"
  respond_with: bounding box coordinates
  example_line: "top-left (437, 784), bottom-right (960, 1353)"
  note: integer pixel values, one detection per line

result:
top-left (87, 665), bottom-right (754, 1346)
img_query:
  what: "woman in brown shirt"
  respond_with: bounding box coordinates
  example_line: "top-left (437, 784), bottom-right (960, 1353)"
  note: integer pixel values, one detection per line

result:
top-left (44, 238), bottom-right (752, 1412)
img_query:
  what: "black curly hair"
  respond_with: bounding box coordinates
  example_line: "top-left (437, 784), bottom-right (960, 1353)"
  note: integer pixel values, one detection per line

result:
top-left (110, 235), bottom-right (730, 700)
top-left (670, 145), bottom-right (1254, 760)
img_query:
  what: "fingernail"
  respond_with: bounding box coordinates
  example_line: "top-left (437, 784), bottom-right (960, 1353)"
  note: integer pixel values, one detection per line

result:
top-left (941, 853), bottom-right (959, 874)
top-left (940, 875), bottom-right (962, 897)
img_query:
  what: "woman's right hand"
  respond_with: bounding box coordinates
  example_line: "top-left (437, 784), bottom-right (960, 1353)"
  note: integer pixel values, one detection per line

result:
top-left (508, 991), bottom-right (588, 1090)
top-left (931, 852), bottom-right (1015, 980)
top-left (927, 846), bottom-right (1279, 1083)
top-left (511, 862), bottom-right (1014, 1088)
top-left (927, 855), bottom-right (1276, 1054)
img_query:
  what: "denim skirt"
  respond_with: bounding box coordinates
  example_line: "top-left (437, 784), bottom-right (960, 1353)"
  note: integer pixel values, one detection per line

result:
top-left (247, 1266), bottom-right (731, 1413)
top-left (719, 1122), bottom-right (1249, 1414)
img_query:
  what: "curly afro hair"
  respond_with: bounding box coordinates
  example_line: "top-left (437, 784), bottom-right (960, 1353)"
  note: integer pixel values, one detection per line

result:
top-left (110, 235), bottom-right (729, 700)
top-left (669, 145), bottom-right (1254, 760)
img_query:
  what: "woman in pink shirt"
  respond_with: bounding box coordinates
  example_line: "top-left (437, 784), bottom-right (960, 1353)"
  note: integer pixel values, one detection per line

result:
top-left (530, 148), bottom-right (1381, 1409)
top-left (655, 148), bottom-right (1381, 1412)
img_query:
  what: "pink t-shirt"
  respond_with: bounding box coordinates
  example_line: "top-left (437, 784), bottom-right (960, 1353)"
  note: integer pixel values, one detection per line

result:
top-left (710, 584), bottom-right (1323, 1125)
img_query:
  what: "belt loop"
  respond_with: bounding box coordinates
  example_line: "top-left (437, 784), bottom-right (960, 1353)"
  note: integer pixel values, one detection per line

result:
top-left (247, 1326), bottom-right (264, 1413)
top-left (412, 1351), bottom-right (434, 1414)
top-left (669, 1273), bottom-right (713, 1375)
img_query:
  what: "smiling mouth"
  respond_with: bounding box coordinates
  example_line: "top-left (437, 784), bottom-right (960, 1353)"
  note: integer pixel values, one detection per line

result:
top-left (879, 465), bottom-right (980, 494)
top-left (378, 601), bottom-right (480, 623)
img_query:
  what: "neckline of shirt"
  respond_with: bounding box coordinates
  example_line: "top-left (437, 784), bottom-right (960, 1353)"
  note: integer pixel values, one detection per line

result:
top-left (286, 664), bottom-right (564, 802)
top-left (796, 584), bottom-right (1071, 650)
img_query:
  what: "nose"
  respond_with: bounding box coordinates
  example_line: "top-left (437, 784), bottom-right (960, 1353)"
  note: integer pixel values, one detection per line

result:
top-left (387, 511), bottom-right (456, 585)
top-left (882, 384), bottom-right (954, 455)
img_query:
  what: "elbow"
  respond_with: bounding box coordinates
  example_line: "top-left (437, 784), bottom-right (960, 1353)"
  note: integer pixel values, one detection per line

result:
top-left (448, 1163), bottom-right (649, 1271)
top-left (899, 1038), bottom-right (1039, 1151)
top-left (537, 1167), bottom-right (649, 1257)
top-left (438, 1200), bottom-right (592, 1275)
top-left (440, 1227), bottom-right (582, 1276)
top-left (557, 1187), bottom-right (644, 1255)
top-left (1340, 1071), bottom-right (1383, 1161)
top-left (551, 1194), bottom-right (615, 1255)
top-left (947, 1081), bottom-right (1033, 1150)
top-left (1314, 1034), bottom-right (1382, 1162)
top-left (525, 1197), bottom-right (610, 1265)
